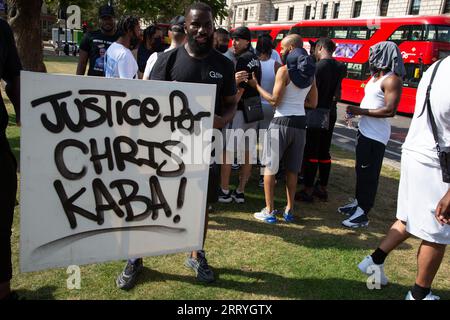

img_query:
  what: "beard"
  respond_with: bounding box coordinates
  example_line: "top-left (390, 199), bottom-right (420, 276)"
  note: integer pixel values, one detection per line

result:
top-left (188, 33), bottom-right (213, 56)
top-left (100, 24), bottom-right (113, 34)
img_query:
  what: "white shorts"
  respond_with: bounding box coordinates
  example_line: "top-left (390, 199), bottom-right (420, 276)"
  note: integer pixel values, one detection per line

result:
top-left (223, 110), bottom-right (258, 162)
top-left (396, 151), bottom-right (450, 244)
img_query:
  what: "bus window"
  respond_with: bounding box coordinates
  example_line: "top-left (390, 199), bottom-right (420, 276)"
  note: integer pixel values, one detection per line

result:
top-left (348, 27), bottom-right (370, 40)
top-left (403, 63), bottom-right (429, 88)
top-left (289, 26), bottom-right (331, 38)
top-left (251, 30), bottom-right (271, 40)
top-left (332, 27), bottom-right (348, 39)
top-left (425, 25), bottom-right (450, 42)
top-left (425, 25), bottom-right (436, 40)
top-left (436, 26), bottom-right (450, 43)
top-left (274, 30), bottom-right (289, 47)
top-left (410, 26), bottom-right (424, 40)
top-left (388, 25), bottom-right (409, 42)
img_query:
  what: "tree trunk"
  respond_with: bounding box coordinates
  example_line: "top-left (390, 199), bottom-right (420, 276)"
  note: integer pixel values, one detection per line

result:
top-left (8, 0), bottom-right (46, 72)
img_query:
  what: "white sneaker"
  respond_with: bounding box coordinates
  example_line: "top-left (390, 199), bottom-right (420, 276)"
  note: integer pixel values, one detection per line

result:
top-left (358, 255), bottom-right (388, 286)
top-left (254, 208), bottom-right (277, 224)
top-left (405, 291), bottom-right (440, 300)
top-left (338, 198), bottom-right (358, 215)
top-left (342, 206), bottom-right (369, 228)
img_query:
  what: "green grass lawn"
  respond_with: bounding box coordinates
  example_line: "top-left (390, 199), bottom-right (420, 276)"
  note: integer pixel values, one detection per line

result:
top-left (4, 56), bottom-right (449, 300)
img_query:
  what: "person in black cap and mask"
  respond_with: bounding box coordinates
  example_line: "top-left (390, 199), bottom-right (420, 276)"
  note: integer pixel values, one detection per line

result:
top-left (248, 34), bottom-right (318, 224)
top-left (219, 26), bottom-right (261, 205)
top-left (142, 16), bottom-right (186, 80)
top-left (134, 25), bottom-right (164, 79)
top-left (77, 5), bottom-right (118, 76)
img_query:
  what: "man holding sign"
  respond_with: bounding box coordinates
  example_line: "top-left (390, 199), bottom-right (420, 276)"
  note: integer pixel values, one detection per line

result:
top-left (0, 18), bottom-right (21, 300)
top-left (114, 2), bottom-right (237, 289)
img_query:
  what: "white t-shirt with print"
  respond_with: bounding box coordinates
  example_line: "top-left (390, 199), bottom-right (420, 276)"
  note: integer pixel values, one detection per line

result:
top-left (105, 42), bottom-right (138, 79)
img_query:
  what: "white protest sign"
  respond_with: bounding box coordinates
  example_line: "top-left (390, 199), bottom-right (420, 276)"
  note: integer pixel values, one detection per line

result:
top-left (20, 71), bottom-right (215, 272)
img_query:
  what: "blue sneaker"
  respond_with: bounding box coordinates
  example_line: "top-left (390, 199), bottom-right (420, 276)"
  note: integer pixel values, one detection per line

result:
top-left (254, 208), bottom-right (277, 224)
top-left (283, 210), bottom-right (294, 223)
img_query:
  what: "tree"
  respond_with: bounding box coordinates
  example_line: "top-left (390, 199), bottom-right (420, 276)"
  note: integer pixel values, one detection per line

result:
top-left (7, 0), bottom-right (46, 72)
top-left (6, 0), bottom-right (229, 72)
top-left (46, 0), bottom-right (228, 27)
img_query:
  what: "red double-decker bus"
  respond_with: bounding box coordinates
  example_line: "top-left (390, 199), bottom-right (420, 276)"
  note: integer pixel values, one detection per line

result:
top-left (289, 15), bottom-right (450, 114)
top-left (230, 24), bottom-right (293, 49)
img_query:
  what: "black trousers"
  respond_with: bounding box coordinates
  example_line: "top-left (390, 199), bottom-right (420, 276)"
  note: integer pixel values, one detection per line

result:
top-left (0, 136), bottom-right (17, 283)
top-left (355, 132), bottom-right (386, 214)
top-left (303, 112), bottom-right (337, 188)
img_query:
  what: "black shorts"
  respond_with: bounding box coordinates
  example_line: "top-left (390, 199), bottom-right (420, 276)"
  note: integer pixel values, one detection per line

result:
top-left (207, 164), bottom-right (220, 204)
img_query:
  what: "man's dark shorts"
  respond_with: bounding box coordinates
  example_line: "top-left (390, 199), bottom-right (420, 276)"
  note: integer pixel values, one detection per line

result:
top-left (207, 164), bottom-right (220, 204)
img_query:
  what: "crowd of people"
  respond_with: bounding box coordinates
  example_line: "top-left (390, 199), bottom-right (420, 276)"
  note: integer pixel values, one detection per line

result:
top-left (0, 2), bottom-right (449, 300)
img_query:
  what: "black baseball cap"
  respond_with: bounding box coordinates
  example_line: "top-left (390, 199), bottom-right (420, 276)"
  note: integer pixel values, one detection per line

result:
top-left (99, 5), bottom-right (115, 18)
top-left (170, 15), bottom-right (185, 33)
top-left (232, 26), bottom-right (251, 41)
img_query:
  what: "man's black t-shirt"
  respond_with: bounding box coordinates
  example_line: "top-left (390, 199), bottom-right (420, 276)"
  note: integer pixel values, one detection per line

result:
top-left (315, 58), bottom-right (347, 115)
top-left (235, 50), bottom-right (261, 111)
top-left (79, 30), bottom-right (118, 77)
top-left (150, 45), bottom-right (237, 115)
top-left (0, 19), bottom-right (22, 138)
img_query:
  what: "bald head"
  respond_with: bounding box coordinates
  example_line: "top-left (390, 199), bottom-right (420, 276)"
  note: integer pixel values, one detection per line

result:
top-left (280, 34), bottom-right (303, 64)
top-left (281, 34), bottom-right (303, 49)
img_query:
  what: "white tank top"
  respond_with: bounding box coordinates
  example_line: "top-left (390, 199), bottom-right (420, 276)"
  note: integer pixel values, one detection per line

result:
top-left (260, 59), bottom-right (276, 105)
top-left (359, 72), bottom-right (393, 145)
top-left (274, 81), bottom-right (311, 118)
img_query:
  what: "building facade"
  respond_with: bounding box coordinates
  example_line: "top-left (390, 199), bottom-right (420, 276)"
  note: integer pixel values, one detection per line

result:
top-left (222, 0), bottom-right (450, 28)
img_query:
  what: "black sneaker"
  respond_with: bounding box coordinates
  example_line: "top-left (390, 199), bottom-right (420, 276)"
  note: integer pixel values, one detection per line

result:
top-left (184, 250), bottom-right (215, 283)
top-left (218, 189), bottom-right (233, 203)
top-left (231, 189), bottom-right (245, 203)
top-left (116, 258), bottom-right (143, 290)
top-left (294, 190), bottom-right (314, 203)
top-left (313, 182), bottom-right (328, 201)
top-left (342, 207), bottom-right (369, 228)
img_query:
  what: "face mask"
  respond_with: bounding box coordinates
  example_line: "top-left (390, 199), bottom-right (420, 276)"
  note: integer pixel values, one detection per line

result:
top-left (152, 37), bottom-right (163, 51)
top-left (130, 34), bottom-right (139, 50)
top-left (217, 44), bottom-right (228, 54)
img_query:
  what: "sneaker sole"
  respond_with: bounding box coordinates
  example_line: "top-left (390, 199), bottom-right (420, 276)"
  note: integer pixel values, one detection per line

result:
top-left (232, 197), bottom-right (245, 203)
top-left (218, 198), bottom-right (233, 203)
top-left (254, 214), bottom-right (277, 224)
top-left (342, 221), bottom-right (369, 228)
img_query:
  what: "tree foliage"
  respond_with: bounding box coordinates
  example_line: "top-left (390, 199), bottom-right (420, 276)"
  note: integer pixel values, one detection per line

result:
top-left (44, 0), bottom-right (228, 26)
